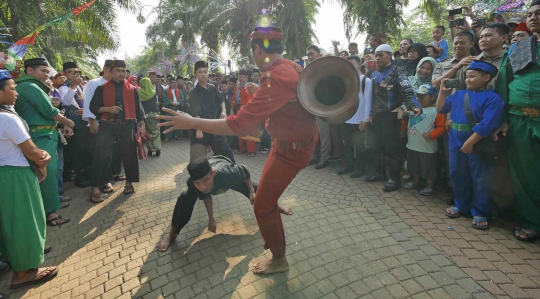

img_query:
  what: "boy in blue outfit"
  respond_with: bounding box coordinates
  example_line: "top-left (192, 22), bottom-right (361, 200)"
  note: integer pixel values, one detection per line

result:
top-left (436, 60), bottom-right (505, 230)
top-left (432, 25), bottom-right (448, 62)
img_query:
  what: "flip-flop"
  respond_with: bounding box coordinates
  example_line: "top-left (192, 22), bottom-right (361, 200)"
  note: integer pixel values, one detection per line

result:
top-left (419, 187), bottom-right (435, 196)
top-left (46, 216), bottom-right (70, 227)
top-left (513, 227), bottom-right (540, 243)
top-left (44, 246), bottom-right (52, 255)
top-left (444, 206), bottom-right (461, 219)
top-left (113, 175), bottom-right (126, 181)
top-left (60, 202), bottom-right (70, 209)
top-left (472, 216), bottom-right (490, 230)
top-left (90, 193), bottom-right (105, 204)
top-left (404, 182), bottom-right (416, 190)
top-left (59, 196), bottom-right (72, 203)
top-left (123, 186), bottom-right (135, 195)
top-left (100, 184), bottom-right (114, 194)
top-left (10, 267), bottom-right (59, 289)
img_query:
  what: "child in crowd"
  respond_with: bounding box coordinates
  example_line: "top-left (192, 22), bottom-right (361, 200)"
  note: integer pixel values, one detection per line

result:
top-left (437, 61), bottom-right (505, 230)
top-left (432, 25), bottom-right (448, 62)
top-left (404, 84), bottom-right (446, 196)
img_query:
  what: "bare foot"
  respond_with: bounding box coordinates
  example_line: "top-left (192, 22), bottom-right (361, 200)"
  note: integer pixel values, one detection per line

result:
top-left (208, 219), bottom-right (216, 233)
top-left (252, 257), bottom-right (289, 274)
top-left (156, 233), bottom-right (176, 252)
top-left (279, 205), bottom-right (293, 215)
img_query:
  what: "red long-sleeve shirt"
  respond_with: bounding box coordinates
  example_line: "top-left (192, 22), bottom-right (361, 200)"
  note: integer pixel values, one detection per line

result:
top-left (226, 59), bottom-right (317, 143)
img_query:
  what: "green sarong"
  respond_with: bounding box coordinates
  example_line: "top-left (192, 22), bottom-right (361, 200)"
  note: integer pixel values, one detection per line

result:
top-left (33, 134), bottom-right (60, 213)
top-left (508, 114), bottom-right (540, 232)
top-left (145, 114), bottom-right (162, 152)
top-left (0, 166), bottom-right (45, 271)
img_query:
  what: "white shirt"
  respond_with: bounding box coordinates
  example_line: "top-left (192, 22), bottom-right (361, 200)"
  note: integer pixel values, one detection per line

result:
top-left (346, 74), bottom-right (373, 125)
top-left (0, 112), bottom-right (31, 167)
top-left (82, 77), bottom-right (107, 122)
top-left (171, 88), bottom-right (178, 103)
top-left (58, 85), bottom-right (82, 108)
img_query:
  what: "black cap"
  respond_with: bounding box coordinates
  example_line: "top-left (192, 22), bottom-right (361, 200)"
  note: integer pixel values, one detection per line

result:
top-left (111, 60), bottom-right (126, 69)
top-left (63, 61), bottom-right (78, 71)
top-left (238, 69), bottom-right (248, 76)
top-left (104, 59), bottom-right (113, 68)
top-left (24, 58), bottom-right (48, 69)
top-left (187, 158), bottom-right (212, 180)
top-left (194, 61), bottom-right (208, 73)
top-left (228, 77), bottom-right (237, 83)
top-left (176, 76), bottom-right (184, 80)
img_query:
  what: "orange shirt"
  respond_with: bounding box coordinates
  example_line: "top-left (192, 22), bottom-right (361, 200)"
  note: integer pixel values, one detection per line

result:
top-left (227, 59), bottom-right (317, 143)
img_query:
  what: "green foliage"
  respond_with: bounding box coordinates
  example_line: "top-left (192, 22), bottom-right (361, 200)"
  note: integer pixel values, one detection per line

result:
top-left (1, 0), bottom-right (137, 77)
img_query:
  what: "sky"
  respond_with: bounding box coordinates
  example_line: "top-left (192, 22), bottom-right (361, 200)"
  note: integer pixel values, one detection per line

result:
top-left (97, 0), bottom-right (420, 67)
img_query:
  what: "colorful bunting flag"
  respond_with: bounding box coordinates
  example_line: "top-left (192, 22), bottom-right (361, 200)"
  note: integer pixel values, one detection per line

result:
top-left (4, 0), bottom-right (96, 71)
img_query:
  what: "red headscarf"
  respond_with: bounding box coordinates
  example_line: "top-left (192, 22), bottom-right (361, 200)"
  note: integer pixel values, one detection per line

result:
top-left (128, 75), bottom-right (140, 90)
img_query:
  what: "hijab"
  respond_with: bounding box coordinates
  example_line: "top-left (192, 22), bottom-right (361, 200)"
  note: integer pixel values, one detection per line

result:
top-left (405, 43), bottom-right (428, 76)
top-left (139, 77), bottom-right (156, 102)
top-left (408, 57), bottom-right (437, 93)
top-left (128, 75), bottom-right (140, 90)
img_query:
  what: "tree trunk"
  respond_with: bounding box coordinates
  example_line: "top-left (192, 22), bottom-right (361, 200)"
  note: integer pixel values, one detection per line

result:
top-left (6, 0), bottom-right (19, 40)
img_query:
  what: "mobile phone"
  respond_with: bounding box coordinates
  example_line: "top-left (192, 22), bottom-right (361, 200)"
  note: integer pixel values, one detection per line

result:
top-left (445, 78), bottom-right (460, 89)
top-left (448, 8), bottom-right (463, 16)
top-left (474, 18), bottom-right (486, 28)
top-left (449, 18), bottom-right (465, 28)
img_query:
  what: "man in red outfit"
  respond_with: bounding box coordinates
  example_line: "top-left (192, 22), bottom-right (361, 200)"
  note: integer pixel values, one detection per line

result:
top-left (157, 26), bottom-right (318, 274)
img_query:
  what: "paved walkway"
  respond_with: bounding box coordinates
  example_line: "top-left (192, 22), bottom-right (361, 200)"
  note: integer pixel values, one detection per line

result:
top-left (1, 139), bottom-right (538, 299)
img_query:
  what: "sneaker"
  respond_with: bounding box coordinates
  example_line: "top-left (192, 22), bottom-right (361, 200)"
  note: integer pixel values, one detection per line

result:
top-left (247, 152), bottom-right (256, 157)
top-left (260, 149), bottom-right (269, 154)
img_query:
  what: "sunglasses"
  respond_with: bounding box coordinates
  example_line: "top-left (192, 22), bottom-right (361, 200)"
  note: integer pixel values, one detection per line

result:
top-left (0, 69), bottom-right (12, 81)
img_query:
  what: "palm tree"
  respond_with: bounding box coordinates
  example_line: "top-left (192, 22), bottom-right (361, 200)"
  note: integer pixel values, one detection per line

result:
top-left (1, 0), bottom-right (138, 75)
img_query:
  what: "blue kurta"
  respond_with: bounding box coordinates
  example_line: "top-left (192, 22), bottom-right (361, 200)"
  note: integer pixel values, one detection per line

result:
top-left (439, 89), bottom-right (505, 217)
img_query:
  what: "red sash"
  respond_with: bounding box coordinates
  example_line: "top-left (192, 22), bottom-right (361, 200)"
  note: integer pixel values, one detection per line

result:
top-left (167, 87), bottom-right (181, 104)
top-left (102, 79), bottom-right (136, 120)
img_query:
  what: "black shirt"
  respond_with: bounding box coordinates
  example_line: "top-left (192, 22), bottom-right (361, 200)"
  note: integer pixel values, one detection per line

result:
top-left (186, 155), bottom-right (251, 200)
top-left (141, 93), bottom-right (160, 114)
top-left (187, 83), bottom-right (223, 119)
top-left (89, 80), bottom-right (146, 122)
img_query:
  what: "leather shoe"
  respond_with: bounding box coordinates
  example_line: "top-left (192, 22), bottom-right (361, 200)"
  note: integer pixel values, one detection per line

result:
top-left (148, 151), bottom-right (153, 156)
top-left (364, 173), bottom-right (385, 182)
top-left (75, 180), bottom-right (90, 188)
top-left (156, 150), bottom-right (161, 157)
top-left (383, 179), bottom-right (401, 192)
top-left (337, 167), bottom-right (354, 175)
top-left (349, 170), bottom-right (364, 178)
top-left (315, 160), bottom-right (329, 169)
top-left (309, 158), bottom-right (320, 165)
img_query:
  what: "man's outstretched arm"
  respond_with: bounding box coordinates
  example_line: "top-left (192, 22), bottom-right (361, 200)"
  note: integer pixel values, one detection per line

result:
top-left (202, 196), bottom-right (216, 233)
top-left (157, 108), bottom-right (236, 136)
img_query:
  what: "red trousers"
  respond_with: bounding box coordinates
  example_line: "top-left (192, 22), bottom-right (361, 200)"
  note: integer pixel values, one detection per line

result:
top-left (238, 138), bottom-right (256, 153)
top-left (254, 136), bottom-right (317, 258)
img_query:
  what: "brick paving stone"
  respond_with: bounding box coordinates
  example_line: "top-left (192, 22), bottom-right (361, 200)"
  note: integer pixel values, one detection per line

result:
top-left (0, 140), bottom-right (522, 299)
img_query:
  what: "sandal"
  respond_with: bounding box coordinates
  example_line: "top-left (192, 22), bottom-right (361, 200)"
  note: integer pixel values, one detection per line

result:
top-left (100, 183), bottom-right (114, 194)
top-left (419, 187), bottom-right (435, 196)
top-left (472, 216), bottom-right (490, 230)
top-left (10, 266), bottom-right (59, 289)
top-left (513, 227), bottom-right (540, 243)
top-left (44, 246), bottom-right (52, 255)
top-left (90, 193), bottom-right (105, 204)
top-left (113, 175), bottom-right (126, 182)
top-left (46, 216), bottom-right (70, 227)
top-left (60, 202), bottom-right (70, 209)
top-left (59, 196), bottom-right (72, 202)
top-left (444, 206), bottom-right (461, 219)
top-left (123, 185), bottom-right (135, 195)
top-left (0, 261), bottom-right (8, 271)
top-left (404, 182), bottom-right (416, 190)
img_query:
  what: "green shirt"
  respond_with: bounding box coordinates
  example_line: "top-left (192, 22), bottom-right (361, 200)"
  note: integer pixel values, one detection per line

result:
top-left (14, 75), bottom-right (59, 132)
top-left (496, 43), bottom-right (540, 121)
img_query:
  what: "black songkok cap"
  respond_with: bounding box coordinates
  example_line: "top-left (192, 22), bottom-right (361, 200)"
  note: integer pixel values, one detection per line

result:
top-left (104, 59), bottom-right (114, 68)
top-left (187, 158), bottom-right (212, 180)
top-left (111, 60), bottom-right (126, 69)
top-left (238, 69), bottom-right (248, 76)
top-left (176, 76), bottom-right (184, 80)
top-left (228, 77), bottom-right (237, 83)
top-left (194, 61), bottom-right (208, 73)
top-left (24, 58), bottom-right (48, 69)
top-left (63, 61), bottom-right (78, 71)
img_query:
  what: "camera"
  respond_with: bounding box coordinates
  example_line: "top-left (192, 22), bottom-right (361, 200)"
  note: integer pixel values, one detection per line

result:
top-left (445, 78), bottom-right (461, 89)
top-left (449, 18), bottom-right (465, 28)
top-left (448, 7), bottom-right (463, 16)
top-left (473, 18), bottom-right (486, 28)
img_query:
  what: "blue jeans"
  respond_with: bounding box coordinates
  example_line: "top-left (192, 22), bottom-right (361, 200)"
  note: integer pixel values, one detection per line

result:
top-left (58, 144), bottom-right (65, 195)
